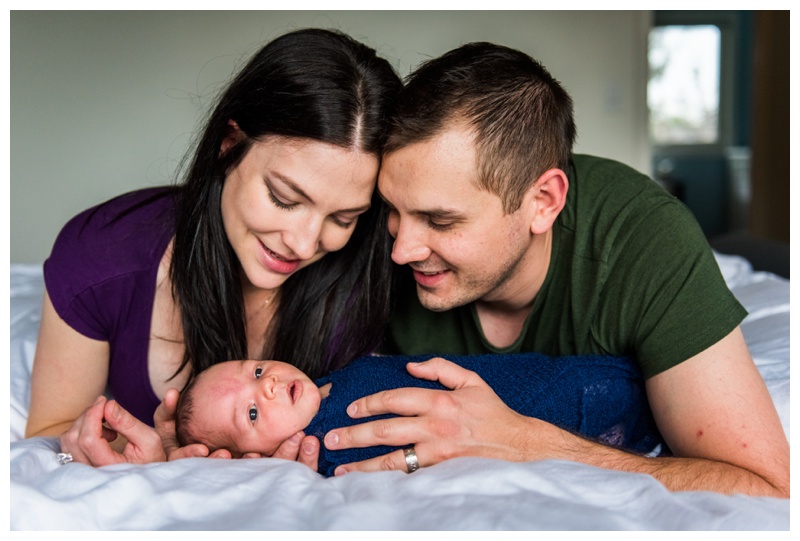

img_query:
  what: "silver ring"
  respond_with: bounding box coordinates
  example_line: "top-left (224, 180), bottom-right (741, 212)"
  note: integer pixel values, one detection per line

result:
top-left (56, 452), bottom-right (74, 465)
top-left (403, 446), bottom-right (419, 473)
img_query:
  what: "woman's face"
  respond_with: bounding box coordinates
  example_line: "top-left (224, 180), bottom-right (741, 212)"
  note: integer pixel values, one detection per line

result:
top-left (221, 136), bottom-right (379, 292)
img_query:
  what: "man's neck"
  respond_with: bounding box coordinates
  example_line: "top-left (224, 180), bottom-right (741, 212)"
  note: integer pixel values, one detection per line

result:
top-left (473, 230), bottom-right (552, 349)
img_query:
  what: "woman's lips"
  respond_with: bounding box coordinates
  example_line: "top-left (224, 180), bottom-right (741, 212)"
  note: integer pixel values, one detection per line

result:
top-left (259, 242), bottom-right (301, 274)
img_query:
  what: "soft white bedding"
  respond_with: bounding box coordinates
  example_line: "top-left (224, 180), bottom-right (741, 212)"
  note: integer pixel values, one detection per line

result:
top-left (9, 254), bottom-right (790, 530)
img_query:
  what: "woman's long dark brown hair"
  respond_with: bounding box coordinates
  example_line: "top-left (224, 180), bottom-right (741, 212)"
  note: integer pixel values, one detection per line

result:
top-left (170, 29), bottom-right (401, 381)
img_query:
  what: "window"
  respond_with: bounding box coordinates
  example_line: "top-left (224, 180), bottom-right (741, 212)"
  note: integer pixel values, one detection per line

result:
top-left (648, 25), bottom-right (721, 145)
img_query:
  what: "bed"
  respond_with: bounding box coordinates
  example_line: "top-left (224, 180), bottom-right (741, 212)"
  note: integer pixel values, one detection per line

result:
top-left (9, 253), bottom-right (790, 530)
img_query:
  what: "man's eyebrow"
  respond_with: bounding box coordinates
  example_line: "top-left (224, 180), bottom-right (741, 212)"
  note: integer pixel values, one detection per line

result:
top-left (417, 208), bottom-right (465, 220)
top-left (272, 173), bottom-right (371, 214)
top-left (377, 191), bottom-right (465, 220)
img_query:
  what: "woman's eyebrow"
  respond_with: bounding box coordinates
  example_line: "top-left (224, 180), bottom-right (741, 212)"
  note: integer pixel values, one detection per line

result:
top-left (271, 172), bottom-right (316, 203)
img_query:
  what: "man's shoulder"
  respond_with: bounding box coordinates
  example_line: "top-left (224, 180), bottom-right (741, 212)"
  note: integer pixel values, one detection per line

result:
top-left (571, 154), bottom-right (656, 189)
top-left (566, 154), bottom-right (682, 227)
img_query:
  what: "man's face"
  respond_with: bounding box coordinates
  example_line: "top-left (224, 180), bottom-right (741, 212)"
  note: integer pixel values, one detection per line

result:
top-left (378, 124), bottom-right (538, 312)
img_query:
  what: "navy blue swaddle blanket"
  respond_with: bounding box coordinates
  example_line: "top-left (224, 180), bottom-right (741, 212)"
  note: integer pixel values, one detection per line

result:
top-left (306, 353), bottom-right (667, 477)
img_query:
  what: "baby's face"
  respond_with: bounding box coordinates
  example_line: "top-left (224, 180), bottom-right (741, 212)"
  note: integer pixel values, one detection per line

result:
top-left (190, 360), bottom-right (321, 456)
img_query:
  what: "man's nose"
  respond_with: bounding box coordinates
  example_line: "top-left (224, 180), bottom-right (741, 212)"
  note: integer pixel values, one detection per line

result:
top-left (390, 219), bottom-right (432, 265)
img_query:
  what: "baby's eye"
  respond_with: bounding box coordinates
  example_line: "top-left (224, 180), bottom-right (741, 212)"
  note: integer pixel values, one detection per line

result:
top-left (254, 367), bottom-right (263, 378)
top-left (249, 405), bottom-right (258, 423)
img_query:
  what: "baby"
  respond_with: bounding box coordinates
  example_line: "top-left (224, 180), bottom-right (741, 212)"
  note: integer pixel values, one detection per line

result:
top-left (175, 353), bottom-right (667, 476)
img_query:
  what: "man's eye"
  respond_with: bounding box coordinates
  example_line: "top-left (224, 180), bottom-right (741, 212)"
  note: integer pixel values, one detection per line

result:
top-left (255, 367), bottom-right (263, 378)
top-left (428, 220), bottom-right (453, 231)
top-left (249, 405), bottom-right (258, 423)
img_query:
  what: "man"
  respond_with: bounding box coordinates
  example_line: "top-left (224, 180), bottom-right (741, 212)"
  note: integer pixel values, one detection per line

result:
top-left (320, 42), bottom-right (789, 497)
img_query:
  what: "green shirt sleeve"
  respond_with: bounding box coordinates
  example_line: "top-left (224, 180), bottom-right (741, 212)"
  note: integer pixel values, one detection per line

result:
top-left (592, 192), bottom-right (747, 378)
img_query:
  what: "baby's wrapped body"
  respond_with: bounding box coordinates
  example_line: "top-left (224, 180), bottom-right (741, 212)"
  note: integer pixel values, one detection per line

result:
top-left (307, 353), bottom-right (667, 477)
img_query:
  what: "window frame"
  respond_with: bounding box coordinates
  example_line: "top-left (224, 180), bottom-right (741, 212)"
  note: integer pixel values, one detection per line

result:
top-left (649, 11), bottom-right (737, 156)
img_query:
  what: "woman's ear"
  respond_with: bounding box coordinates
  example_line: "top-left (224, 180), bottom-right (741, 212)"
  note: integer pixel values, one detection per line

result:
top-left (525, 168), bottom-right (569, 235)
top-left (220, 119), bottom-right (245, 157)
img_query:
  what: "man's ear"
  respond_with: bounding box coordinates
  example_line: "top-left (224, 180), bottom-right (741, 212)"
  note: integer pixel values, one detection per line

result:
top-left (524, 168), bottom-right (568, 235)
top-left (220, 119), bottom-right (246, 157)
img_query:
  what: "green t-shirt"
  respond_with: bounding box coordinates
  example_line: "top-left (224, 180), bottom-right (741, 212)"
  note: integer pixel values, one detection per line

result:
top-left (384, 154), bottom-right (746, 379)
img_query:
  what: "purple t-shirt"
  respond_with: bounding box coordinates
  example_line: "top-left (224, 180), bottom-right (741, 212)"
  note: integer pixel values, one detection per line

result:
top-left (44, 187), bottom-right (177, 425)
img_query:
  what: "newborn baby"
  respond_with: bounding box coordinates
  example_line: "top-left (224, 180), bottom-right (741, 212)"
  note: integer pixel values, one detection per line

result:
top-left (175, 353), bottom-right (667, 476)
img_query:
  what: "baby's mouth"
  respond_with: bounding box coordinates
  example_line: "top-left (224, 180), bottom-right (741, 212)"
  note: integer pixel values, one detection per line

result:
top-left (289, 381), bottom-right (302, 404)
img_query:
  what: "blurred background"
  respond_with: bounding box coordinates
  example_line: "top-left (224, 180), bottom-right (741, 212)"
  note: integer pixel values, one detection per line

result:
top-left (10, 10), bottom-right (789, 275)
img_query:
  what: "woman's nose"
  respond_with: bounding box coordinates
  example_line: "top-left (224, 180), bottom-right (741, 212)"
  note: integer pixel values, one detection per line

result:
top-left (284, 216), bottom-right (323, 260)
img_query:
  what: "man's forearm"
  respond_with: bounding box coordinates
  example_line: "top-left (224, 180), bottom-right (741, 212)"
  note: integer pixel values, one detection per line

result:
top-left (519, 418), bottom-right (789, 498)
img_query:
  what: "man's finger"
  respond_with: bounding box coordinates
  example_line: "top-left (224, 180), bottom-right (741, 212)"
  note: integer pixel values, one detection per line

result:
top-left (325, 415), bottom-right (424, 450)
top-left (334, 447), bottom-right (416, 476)
top-left (346, 386), bottom-right (443, 419)
top-left (406, 357), bottom-right (484, 390)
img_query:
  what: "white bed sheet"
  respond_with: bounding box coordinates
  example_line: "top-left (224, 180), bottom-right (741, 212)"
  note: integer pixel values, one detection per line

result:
top-left (8, 255), bottom-right (790, 530)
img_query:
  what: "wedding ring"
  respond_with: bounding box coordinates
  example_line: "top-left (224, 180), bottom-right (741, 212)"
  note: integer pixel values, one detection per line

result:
top-left (403, 446), bottom-right (419, 473)
top-left (56, 452), bottom-right (74, 465)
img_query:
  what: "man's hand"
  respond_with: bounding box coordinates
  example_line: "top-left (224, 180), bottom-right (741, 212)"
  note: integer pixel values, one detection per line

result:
top-left (325, 330), bottom-right (790, 498)
top-left (59, 396), bottom-right (167, 466)
top-left (323, 357), bottom-right (536, 475)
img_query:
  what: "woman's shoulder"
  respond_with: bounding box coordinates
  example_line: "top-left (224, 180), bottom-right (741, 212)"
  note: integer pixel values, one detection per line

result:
top-left (43, 187), bottom-right (177, 313)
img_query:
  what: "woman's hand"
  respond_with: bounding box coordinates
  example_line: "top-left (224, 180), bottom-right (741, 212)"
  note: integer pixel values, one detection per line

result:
top-left (154, 388), bottom-right (232, 460)
top-left (59, 396), bottom-right (167, 466)
top-left (271, 431), bottom-right (320, 471)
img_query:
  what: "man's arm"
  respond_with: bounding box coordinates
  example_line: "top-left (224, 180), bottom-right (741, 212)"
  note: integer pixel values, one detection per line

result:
top-left (324, 328), bottom-right (789, 497)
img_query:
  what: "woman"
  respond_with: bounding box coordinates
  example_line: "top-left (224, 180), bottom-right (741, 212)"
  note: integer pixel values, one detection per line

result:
top-left (24, 28), bottom-right (402, 467)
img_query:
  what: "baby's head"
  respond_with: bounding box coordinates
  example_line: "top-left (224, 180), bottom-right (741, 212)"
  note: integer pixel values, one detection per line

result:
top-left (175, 360), bottom-right (322, 457)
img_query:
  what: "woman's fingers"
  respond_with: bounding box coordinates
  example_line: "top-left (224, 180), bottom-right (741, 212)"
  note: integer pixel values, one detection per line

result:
top-left (61, 396), bottom-right (119, 466)
top-left (103, 400), bottom-right (166, 463)
top-left (270, 432), bottom-right (319, 471)
top-left (298, 435), bottom-right (319, 471)
top-left (271, 431), bottom-right (304, 460)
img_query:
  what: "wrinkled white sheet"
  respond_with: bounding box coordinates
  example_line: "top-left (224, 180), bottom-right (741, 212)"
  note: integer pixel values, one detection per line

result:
top-left (9, 255), bottom-right (790, 530)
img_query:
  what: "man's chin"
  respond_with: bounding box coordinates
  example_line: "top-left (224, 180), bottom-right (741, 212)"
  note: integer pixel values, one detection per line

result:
top-left (417, 287), bottom-right (467, 312)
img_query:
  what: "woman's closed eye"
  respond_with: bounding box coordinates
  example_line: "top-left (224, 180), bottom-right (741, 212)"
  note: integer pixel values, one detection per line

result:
top-left (267, 187), bottom-right (298, 210)
top-left (330, 214), bottom-right (358, 229)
